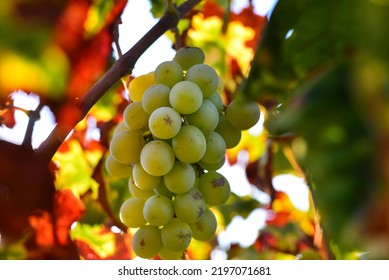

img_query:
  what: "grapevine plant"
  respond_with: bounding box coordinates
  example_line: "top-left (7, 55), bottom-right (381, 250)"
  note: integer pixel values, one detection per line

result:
top-left (1, 0), bottom-right (389, 260)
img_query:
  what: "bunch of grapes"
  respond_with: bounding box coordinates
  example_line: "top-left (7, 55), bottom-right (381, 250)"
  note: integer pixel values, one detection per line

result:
top-left (105, 47), bottom-right (260, 259)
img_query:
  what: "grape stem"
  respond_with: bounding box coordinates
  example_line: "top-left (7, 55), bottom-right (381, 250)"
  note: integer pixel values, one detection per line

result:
top-left (36, 0), bottom-right (201, 163)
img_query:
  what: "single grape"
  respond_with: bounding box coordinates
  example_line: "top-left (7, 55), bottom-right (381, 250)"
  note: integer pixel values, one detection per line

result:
top-left (123, 101), bottom-right (150, 131)
top-left (186, 99), bottom-right (219, 134)
top-left (190, 208), bottom-right (217, 241)
top-left (119, 197), bottom-right (146, 228)
top-left (198, 171), bottom-right (231, 206)
top-left (109, 130), bottom-right (145, 164)
top-left (142, 84), bottom-right (171, 114)
top-left (201, 131), bottom-right (226, 164)
top-left (132, 162), bottom-right (161, 191)
top-left (154, 180), bottom-right (175, 199)
top-left (159, 246), bottom-right (184, 260)
top-left (132, 225), bottom-right (162, 259)
top-left (185, 64), bottom-right (219, 98)
top-left (173, 47), bottom-right (205, 70)
top-left (163, 161), bottom-right (196, 194)
top-left (140, 140), bottom-right (175, 176)
top-left (169, 81), bottom-right (203, 115)
top-left (226, 97), bottom-right (260, 130)
top-left (174, 187), bottom-right (206, 224)
top-left (172, 125), bottom-right (206, 164)
top-left (128, 72), bottom-right (155, 102)
top-left (207, 92), bottom-right (224, 114)
top-left (128, 177), bottom-right (155, 199)
top-left (215, 115), bottom-right (242, 149)
top-left (198, 156), bottom-right (226, 171)
top-left (105, 154), bottom-right (133, 178)
top-left (154, 61), bottom-right (183, 88)
top-left (161, 218), bottom-right (192, 252)
top-left (143, 195), bottom-right (174, 226)
top-left (112, 121), bottom-right (129, 137)
top-left (148, 107), bottom-right (182, 139)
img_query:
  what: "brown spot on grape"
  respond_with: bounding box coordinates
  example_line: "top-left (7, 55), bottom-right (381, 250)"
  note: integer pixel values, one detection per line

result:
top-left (212, 177), bottom-right (225, 187)
top-left (140, 238), bottom-right (146, 248)
top-left (192, 191), bottom-right (203, 200)
top-left (197, 207), bottom-right (205, 219)
top-left (163, 115), bottom-right (172, 126)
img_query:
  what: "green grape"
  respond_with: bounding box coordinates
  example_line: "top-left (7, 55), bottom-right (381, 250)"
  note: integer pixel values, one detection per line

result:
top-left (173, 46), bottom-right (205, 71)
top-left (186, 99), bottom-right (219, 134)
top-left (172, 125), bottom-right (206, 164)
top-left (185, 64), bottom-right (219, 98)
top-left (201, 131), bottom-right (226, 164)
top-left (119, 197), bottom-right (146, 228)
top-left (112, 121), bottom-right (129, 137)
top-left (123, 101), bottom-right (150, 131)
top-left (215, 115), bottom-right (242, 149)
top-left (198, 156), bottom-right (226, 171)
top-left (142, 84), bottom-right (171, 114)
top-left (132, 162), bottom-right (161, 191)
top-left (148, 107), bottom-right (182, 139)
top-left (128, 72), bottom-right (155, 102)
top-left (143, 195), bottom-right (174, 226)
top-left (140, 140), bottom-right (175, 176)
top-left (190, 208), bottom-right (217, 241)
top-left (105, 154), bottom-right (133, 178)
top-left (154, 61), bottom-right (183, 88)
top-left (159, 246), bottom-right (184, 260)
top-left (163, 161), bottom-right (196, 194)
top-left (174, 187), bottom-right (206, 224)
top-left (161, 218), bottom-right (192, 252)
top-left (109, 130), bottom-right (145, 164)
top-left (154, 180), bottom-right (175, 199)
top-left (226, 97), bottom-right (260, 130)
top-left (198, 171), bottom-right (231, 206)
top-left (169, 81), bottom-right (203, 115)
top-left (207, 92), bottom-right (224, 114)
top-left (132, 225), bottom-right (162, 259)
top-left (128, 177), bottom-right (155, 199)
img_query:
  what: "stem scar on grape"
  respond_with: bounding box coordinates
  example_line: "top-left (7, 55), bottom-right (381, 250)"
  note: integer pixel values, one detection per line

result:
top-left (212, 178), bottom-right (225, 187)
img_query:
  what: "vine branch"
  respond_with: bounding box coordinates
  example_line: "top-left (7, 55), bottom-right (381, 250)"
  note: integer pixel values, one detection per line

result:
top-left (36, 0), bottom-right (201, 163)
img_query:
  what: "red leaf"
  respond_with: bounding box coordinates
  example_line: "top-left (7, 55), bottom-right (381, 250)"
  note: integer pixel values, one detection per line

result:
top-left (54, 189), bottom-right (85, 245)
top-left (28, 211), bottom-right (55, 247)
top-left (266, 211), bottom-right (290, 227)
top-left (74, 239), bottom-right (101, 260)
top-left (0, 107), bottom-right (16, 128)
top-left (203, 1), bottom-right (224, 19)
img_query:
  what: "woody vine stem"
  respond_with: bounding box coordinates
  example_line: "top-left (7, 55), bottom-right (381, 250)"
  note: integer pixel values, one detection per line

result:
top-left (36, 0), bottom-right (201, 164)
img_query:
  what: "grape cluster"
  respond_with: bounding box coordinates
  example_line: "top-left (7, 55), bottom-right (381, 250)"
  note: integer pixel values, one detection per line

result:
top-left (105, 47), bottom-right (260, 259)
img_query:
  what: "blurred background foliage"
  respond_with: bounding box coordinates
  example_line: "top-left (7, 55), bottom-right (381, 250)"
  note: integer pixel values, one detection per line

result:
top-left (1, 0), bottom-right (389, 260)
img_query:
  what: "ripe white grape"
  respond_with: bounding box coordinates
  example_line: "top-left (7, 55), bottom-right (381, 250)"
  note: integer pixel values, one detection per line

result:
top-left (186, 99), bottom-right (219, 134)
top-left (173, 46), bottom-right (205, 70)
top-left (169, 81), bottom-right (203, 115)
top-left (198, 156), bottom-right (226, 171)
top-left (154, 180), bottom-right (175, 199)
top-left (215, 115), bottom-right (242, 149)
top-left (109, 130), bottom-right (145, 164)
top-left (143, 195), bottom-right (174, 226)
top-left (172, 125), bottom-right (206, 164)
top-left (190, 208), bottom-right (217, 241)
top-left (132, 225), bottom-right (162, 259)
top-left (119, 197), bottom-right (146, 228)
top-left (123, 101), bottom-right (150, 131)
top-left (185, 64), bottom-right (219, 98)
top-left (226, 97), bottom-right (260, 130)
top-left (163, 161), bottom-right (196, 194)
top-left (112, 121), bottom-right (129, 137)
top-left (198, 171), bottom-right (231, 206)
top-left (140, 140), bottom-right (175, 176)
top-left (154, 61), bottom-right (183, 88)
top-left (173, 187), bottom-right (206, 223)
top-left (105, 154), bottom-right (133, 178)
top-left (201, 131), bottom-right (226, 164)
top-left (148, 107), bottom-right (182, 139)
top-left (142, 84), bottom-right (171, 114)
top-left (132, 162), bottom-right (161, 191)
top-left (128, 72), bottom-right (155, 102)
top-left (159, 246), bottom-right (184, 260)
top-left (128, 177), bottom-right (155, 200)
top-left (207, 92), bottom-right (224, 114)
top-left (161, 218), bottom-right (192, 252)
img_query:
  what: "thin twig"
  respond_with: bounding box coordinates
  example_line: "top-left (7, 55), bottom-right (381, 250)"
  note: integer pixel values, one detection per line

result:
top-left (36, 0), bottom-right (201, 164)
top-left (22, 103), bottom-right (45, 148)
